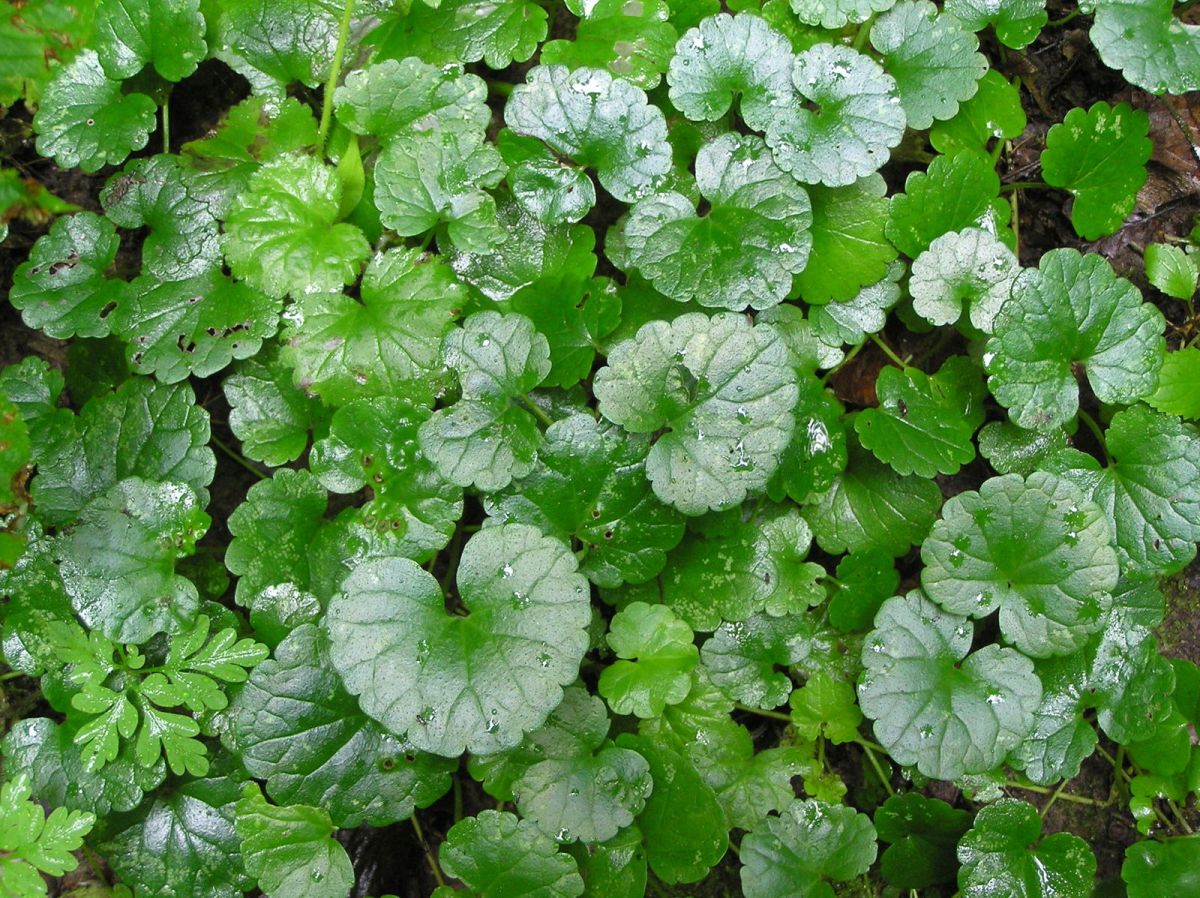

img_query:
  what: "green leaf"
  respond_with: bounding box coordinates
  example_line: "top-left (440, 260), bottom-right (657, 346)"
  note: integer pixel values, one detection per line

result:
top-left (740, 799), bottom-right (877, 898)
top-left (764, 374), bottom-right (848, 504)
top-left (509, 689), bottom-right (653, 843)
top-left (59, 478), bottom-right (208, 644)
top-left (827, 549), bottom-right (899, 632)
top-left (566, 827), bottom-right (647, 898)
top-left (793, 174), bottom-right (897, 304)
top-left (1147, 346), bottom-right (1200, 420)
top-left (805, 262), bottom-right (904, 364)
top-left (99, 768), bottom-right (252, 898)
top-left (506, 65), bottom-right (672, 204)
top-left (1145, 243), bottom-right (1198, 300)
top-left (957, 799), bottom-right (1096, 898)
top-left (9, 212), bottom-right (131, 340)
top-left (94, 0), bottom-right (206, 81)
top-left (930, 69), bottom-right (1027, 155)
top-left (854, 356), bottom-right (986, 477)
top-left (370, 0), bottom-right (548, 69)
top-left (228, 624), bottom-right (453, 828)
top-left (859, 591), bottom-right (1042, 780)
top-left (418, 312), bottom-right (550, 491)
top-left (333, 57), bottom-right (491, 142)
top-left (874, 793), bottom-right (971, 890)
top-left (666, 12), bottom-right (795, 131)
top-left (324, 523), bottom-right (590, 756)
top-left (790, 0), bottom-right (897, 29)
top-left (486, 414), bottom-right (684, 588)
top-left (804, 438), bottom-right (942, 557)
top-left (311, 397), bottom-right (462, 562)
top-left (1049, 404), bottom-right (1200, 578)
top-left (213, 0), bottom-right (348, 96)
top-left (222, 154), bottom-right (370, 300)
top-left (498, 130), bottom-right (598, 226)
top-left (698, 612), bottom-right (805, 709)
top-left (908, 227), bottom-right (1019, 331)
top-left (985, 248), bottom-right (1165, 430)
top-left (1, 718), bottom-right (164, 818)
top-left (869, 0), bottom-right (985, 130)
top-left (1090, 0), bottom-right (1200, 95)
top-left (1008, 651), bottom-right (1098, 784)
top-left (374, 128), bottom-right (506, 251)
top-left (887, 150), bottom-right (1011, 259)
top-left (509, 271), bottom-right (620, 389)
top-left (1041, 101), bottom-right (1151, 240)
top-left (1122, 835), bottom-right (1200, 898)
top-left (235, 784), bottom-right (353, 898)
top-left (976, 419), bottom-right (1068, 476)
top-left (624, 133), bottom-right (811, 311)
top-left (599, 602), bottom-right (699, 718)
top-left (765, 43), bottom-right (905, 187)
top-left (0, 0), bottom-right (95, 107)
top-left (0, 772), bottom-right (94, 891)
top-left (945, 0), bottom-right (1047, 48)
top-left (32, 49), bottom-right (156, 173)
top-left (594, 312), bottom-right (798, 515)
top-left (922, 472), bottom-right (1118, 657)
top-left (283, 247), bottom-right (463, 408)
top-left (541, 0), bottom-right (677, 90)
top-left (223, 348), bottom-right (322, 467)
top-left (788, 671), bottom-right (863, 742)
top-left (615, 733), bottom-right (728, 885)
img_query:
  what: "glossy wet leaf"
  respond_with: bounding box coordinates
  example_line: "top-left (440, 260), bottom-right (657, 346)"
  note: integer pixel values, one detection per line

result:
top-left (908, 227), bottom-right (1019, 331)
top-left (228, 625), bottom-right (453, 828)
top-left (1041, 101), bottom-right (1151, 240)
top-left (1008, 651), bottom-right (1097, 784)
top-left (222, 154), bottom-right (370, 300)
top-left (94, 0), bottom-right (206, 81)
top-left (666, 12), bottom-right (794, 132)
top-left (827, 549), bottom-right (899, 633)
top-left (487, 414), bottom-right (684, 588)
top-left (740, 799), bottom-right (877, 898)
top-left (436, 810), bottom-right (584, 898)
top-left (235, 784), bottom-right (354, 898)
top-left (859, 591), bottom-right (1042, 780)
top-left (764, 374), bottom-right (847, 504)
top-left (1122, 835), bottom-right (1200, 898)
top-left (855, 356), bottom-right (986, 477)
top-left (929, 69), bottom-right (1027, 155)
top-left (506, 65), bottom-right (672, 204)
top-left (371, 0), bottom-right (548, 69)
top-left (324, 524), bottom-right (590, 757)
top-left (1147, 346), bottom-right (1200, 419)
top-left (946, 0), bottom-right (1047, 48)
top-left (957, 799), bottom-right (1096, 898)
top-left (922, 472), bottom-right (1119, 657)
top-left (542, 0), bottom-right (677, 90)
top-left (985, 248), bottom-right (1165, 430)
top-left (765, 43), bottom-right (905, 187)
top-left (213, 0), bottom-right (350, 96)
top-left (419, 312), bottom-right (551, 491)
top-left (875, 793), bottom-right (971, 890)
top-left (1090, 0), bottom-right (1200, 95)
top-left (498, 130), bottom-right (597, 225)
top-left (32, 50), bottom-right (156, 173)
top-left (976, 419), bottom-right (1069, 476)
top-left (624, 133), bottom-right (811, 310)
top-left (223, 349), bottom-right (321, 467)
top-left (9, 212), bottom-right (131, 340)
top-left (594, 312), bottom-right (797, 515)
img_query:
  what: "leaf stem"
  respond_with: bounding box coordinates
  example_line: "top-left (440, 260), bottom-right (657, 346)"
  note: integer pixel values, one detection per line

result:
top-left (411, 813), bottom-right (446, 887)
top-left (822, 338), bottom-right (867, 384)
top-left (316, 0), bottom-right (357, 156)
top-left (161, 96), bottom-right (171, 153)
top-left (1076, 409), bottom-right (1111, 464)
top-left (1039, 777), bottom-right (1073, 817)
top-left (869, 333), bottom-right (911, 370)
top-left (520, 394), bottom-right (554, 428)
top-left (851, 14), bottom-right (876, 51)
top-left (857, 739), bottom-right (895, 796)
top-left (210, 435), bottom-right (267, 479)
top-left (0, 670), bottom-right (23, 682)
top-left (1048, 7), bottom-right (1084, 26)
top-left (734, 703), bottom-right (792, 722)
top-left (1007, 778), bottom-right (1108, 807)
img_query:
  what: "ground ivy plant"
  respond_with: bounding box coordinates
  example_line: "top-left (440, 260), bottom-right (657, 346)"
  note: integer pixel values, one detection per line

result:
top-left (1, 0), bottom-right (1199, 896)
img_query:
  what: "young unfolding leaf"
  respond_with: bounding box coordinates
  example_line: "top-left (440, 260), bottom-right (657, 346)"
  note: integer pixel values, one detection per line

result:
top-left (624, 133), bottom-right (811, 310)
top-left (766, 44), bottom-right (905, 187)
top-left (908, 227), bottom-right (1019, 331)
top-left (0, 772), bottom-right (95, 898)
top-left (600, 602), bottom-right (698, 718)
top-left (1041, 101), bottom-right (1151, 240)
top-left (236, 784), bottom-right (354, 898)
top-left (506, 65), bottom-right (672, 204)
top-left (985, 249), bottom-right (1165, 430)
top-left (594, 313), bottom-right (797, 515)
top-left (855, 356), bottom-right (986, 477)
top-left (740, 799), bottom-right (877, 898)
top-left (789, 671), bottom-right (863, 742)
top-left (419, 312), bottom-right (551, 491)
top-left (324, 524), bottom-right (590, 756)
top-left (666, 13), bottom-right (795, 131)
top-left (859, 591), bottom-right (1042, 780)
top-left (32, 50), bottom-right (156, 173)
top-left (921, 472), bottom-right (1119, 657)
top-left (870, 1), bottom-right (986, 130)
top-left (957, 799), bottom-right (1096, 898)
top-left (222, 155), bottom-right (370, 300)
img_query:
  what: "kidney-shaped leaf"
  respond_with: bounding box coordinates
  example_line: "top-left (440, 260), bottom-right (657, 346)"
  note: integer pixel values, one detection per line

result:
top-left (324, 523), bottom-right (591, 757)
top-left (436, 810), bottom-right (583, 898)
